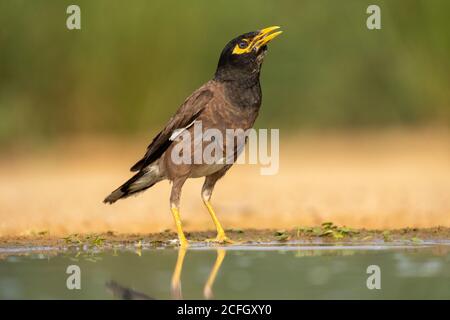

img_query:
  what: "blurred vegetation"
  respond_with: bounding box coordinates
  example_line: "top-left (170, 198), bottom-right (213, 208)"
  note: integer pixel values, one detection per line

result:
top-left (0, 0), bottom-right (449, 146)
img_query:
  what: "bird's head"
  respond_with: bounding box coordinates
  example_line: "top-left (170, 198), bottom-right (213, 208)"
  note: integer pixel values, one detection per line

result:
top-left (215, 26), bottom-right (282, 82)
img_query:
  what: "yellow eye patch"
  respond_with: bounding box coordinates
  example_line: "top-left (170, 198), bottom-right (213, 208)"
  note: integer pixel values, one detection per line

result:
top-left (232, 39), bottom-right (252, 55)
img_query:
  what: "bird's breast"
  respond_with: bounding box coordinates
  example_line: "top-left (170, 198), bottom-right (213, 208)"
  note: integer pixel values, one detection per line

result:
top-left (222, 81), bottom-right (262, 111)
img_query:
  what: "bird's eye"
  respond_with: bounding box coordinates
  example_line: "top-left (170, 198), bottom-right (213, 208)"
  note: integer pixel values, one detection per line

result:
top-left (238, 41), bottom-right (248, 49)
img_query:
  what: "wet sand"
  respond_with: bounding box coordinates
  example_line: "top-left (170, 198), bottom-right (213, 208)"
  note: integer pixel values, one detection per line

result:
top-left (1, 227), bottom-right (449, 253)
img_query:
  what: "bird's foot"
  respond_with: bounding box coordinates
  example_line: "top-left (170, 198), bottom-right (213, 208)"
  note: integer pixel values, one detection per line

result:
top-left (179, 240), bottom-right (189, 248)
top-left (169, 237), bottom-right (189, 247)
top-left (178, 236), bottom-right (189, 248)
top-left (205, 234), bottom-right (234, 244)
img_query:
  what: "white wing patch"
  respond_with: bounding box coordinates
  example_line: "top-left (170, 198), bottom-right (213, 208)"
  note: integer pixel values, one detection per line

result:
top-left (169, 120), bottom-right (196, 141)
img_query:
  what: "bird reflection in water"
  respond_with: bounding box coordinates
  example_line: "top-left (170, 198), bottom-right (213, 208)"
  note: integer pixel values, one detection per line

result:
top-left (172, 247), bottom-right (226, 299)
top-left (106, 248), bottom-right (226, 300)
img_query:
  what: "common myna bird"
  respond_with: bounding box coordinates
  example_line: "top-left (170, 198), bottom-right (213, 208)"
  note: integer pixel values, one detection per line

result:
top-left (104, 26), bottom-right (282, 247)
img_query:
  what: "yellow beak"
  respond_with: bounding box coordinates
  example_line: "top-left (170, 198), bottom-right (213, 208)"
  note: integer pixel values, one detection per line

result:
top-left (252, 26), bottom-right (283, 50)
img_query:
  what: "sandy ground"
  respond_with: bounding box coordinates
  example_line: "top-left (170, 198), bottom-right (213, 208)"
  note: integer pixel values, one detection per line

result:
top-left (0, 129), bottom-right (449, 238)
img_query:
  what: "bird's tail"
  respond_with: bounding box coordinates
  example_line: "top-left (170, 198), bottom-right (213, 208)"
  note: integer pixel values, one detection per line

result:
top-left (103, 166), bottom-right (162, 204)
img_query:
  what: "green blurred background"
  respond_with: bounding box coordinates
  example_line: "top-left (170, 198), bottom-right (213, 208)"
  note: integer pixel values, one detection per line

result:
top-left (0, 0), bottom-right (449, 147)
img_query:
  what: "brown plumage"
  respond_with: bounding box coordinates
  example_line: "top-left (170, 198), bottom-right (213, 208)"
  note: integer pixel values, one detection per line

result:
top-left (104, 26), bottom-right (282, 246)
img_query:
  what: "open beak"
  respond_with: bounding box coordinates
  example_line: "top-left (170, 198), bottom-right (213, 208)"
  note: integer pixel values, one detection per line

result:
top-left (252, 26), bottom-right (283, 50)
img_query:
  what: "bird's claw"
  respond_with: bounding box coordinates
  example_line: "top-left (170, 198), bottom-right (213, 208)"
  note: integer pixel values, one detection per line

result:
top-left (205, 235), bottom-right (234, 244)
top-left (173, 236), bottom-right (189, 248)
top-left (179, 240), bottom-right (189, 248)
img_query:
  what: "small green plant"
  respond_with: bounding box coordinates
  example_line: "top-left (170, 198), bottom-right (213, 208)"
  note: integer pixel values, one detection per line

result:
top-left (91, 235), bottom-right (105, 247)
top-left (411, 237), bottom-right (423, 244)
top-left (320, 222), bottom-right (359, 239)
top-left (296, 226), bottom-right (312, 237)
top-left (382, 230), bottom-right (392, 242)
top-left (312, 227), bottom-right (323, 236)
top-left (276, 234), bottom-right (290, 241)
top-left (297, 222), bottom-right (359, 239)
top-left (274, 230), bottom-right (290, 241)
top-left (63, 234), bottom-right (83, 245)
top-left (85, 234), bottom-right (106, 247)
top-left (63, 233), bottom-right (106, 247)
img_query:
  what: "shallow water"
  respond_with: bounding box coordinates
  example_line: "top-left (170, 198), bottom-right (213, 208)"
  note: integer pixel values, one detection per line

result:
top-left (1, 242), bottom-right (449, 299)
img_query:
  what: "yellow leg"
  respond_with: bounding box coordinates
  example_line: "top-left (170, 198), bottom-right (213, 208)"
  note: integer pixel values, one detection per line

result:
top-left (171, 207), bottom-right (189, 247)
top-left (203, 249), bottom-right (226, 299)
top-left (171, 246), bottom-right (187, 299)
top-left (203, 200), bottom-right (232, 243)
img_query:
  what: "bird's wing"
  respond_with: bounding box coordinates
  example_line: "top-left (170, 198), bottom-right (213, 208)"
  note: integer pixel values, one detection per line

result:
top-left (130, 87), bottom-right (214, 172)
